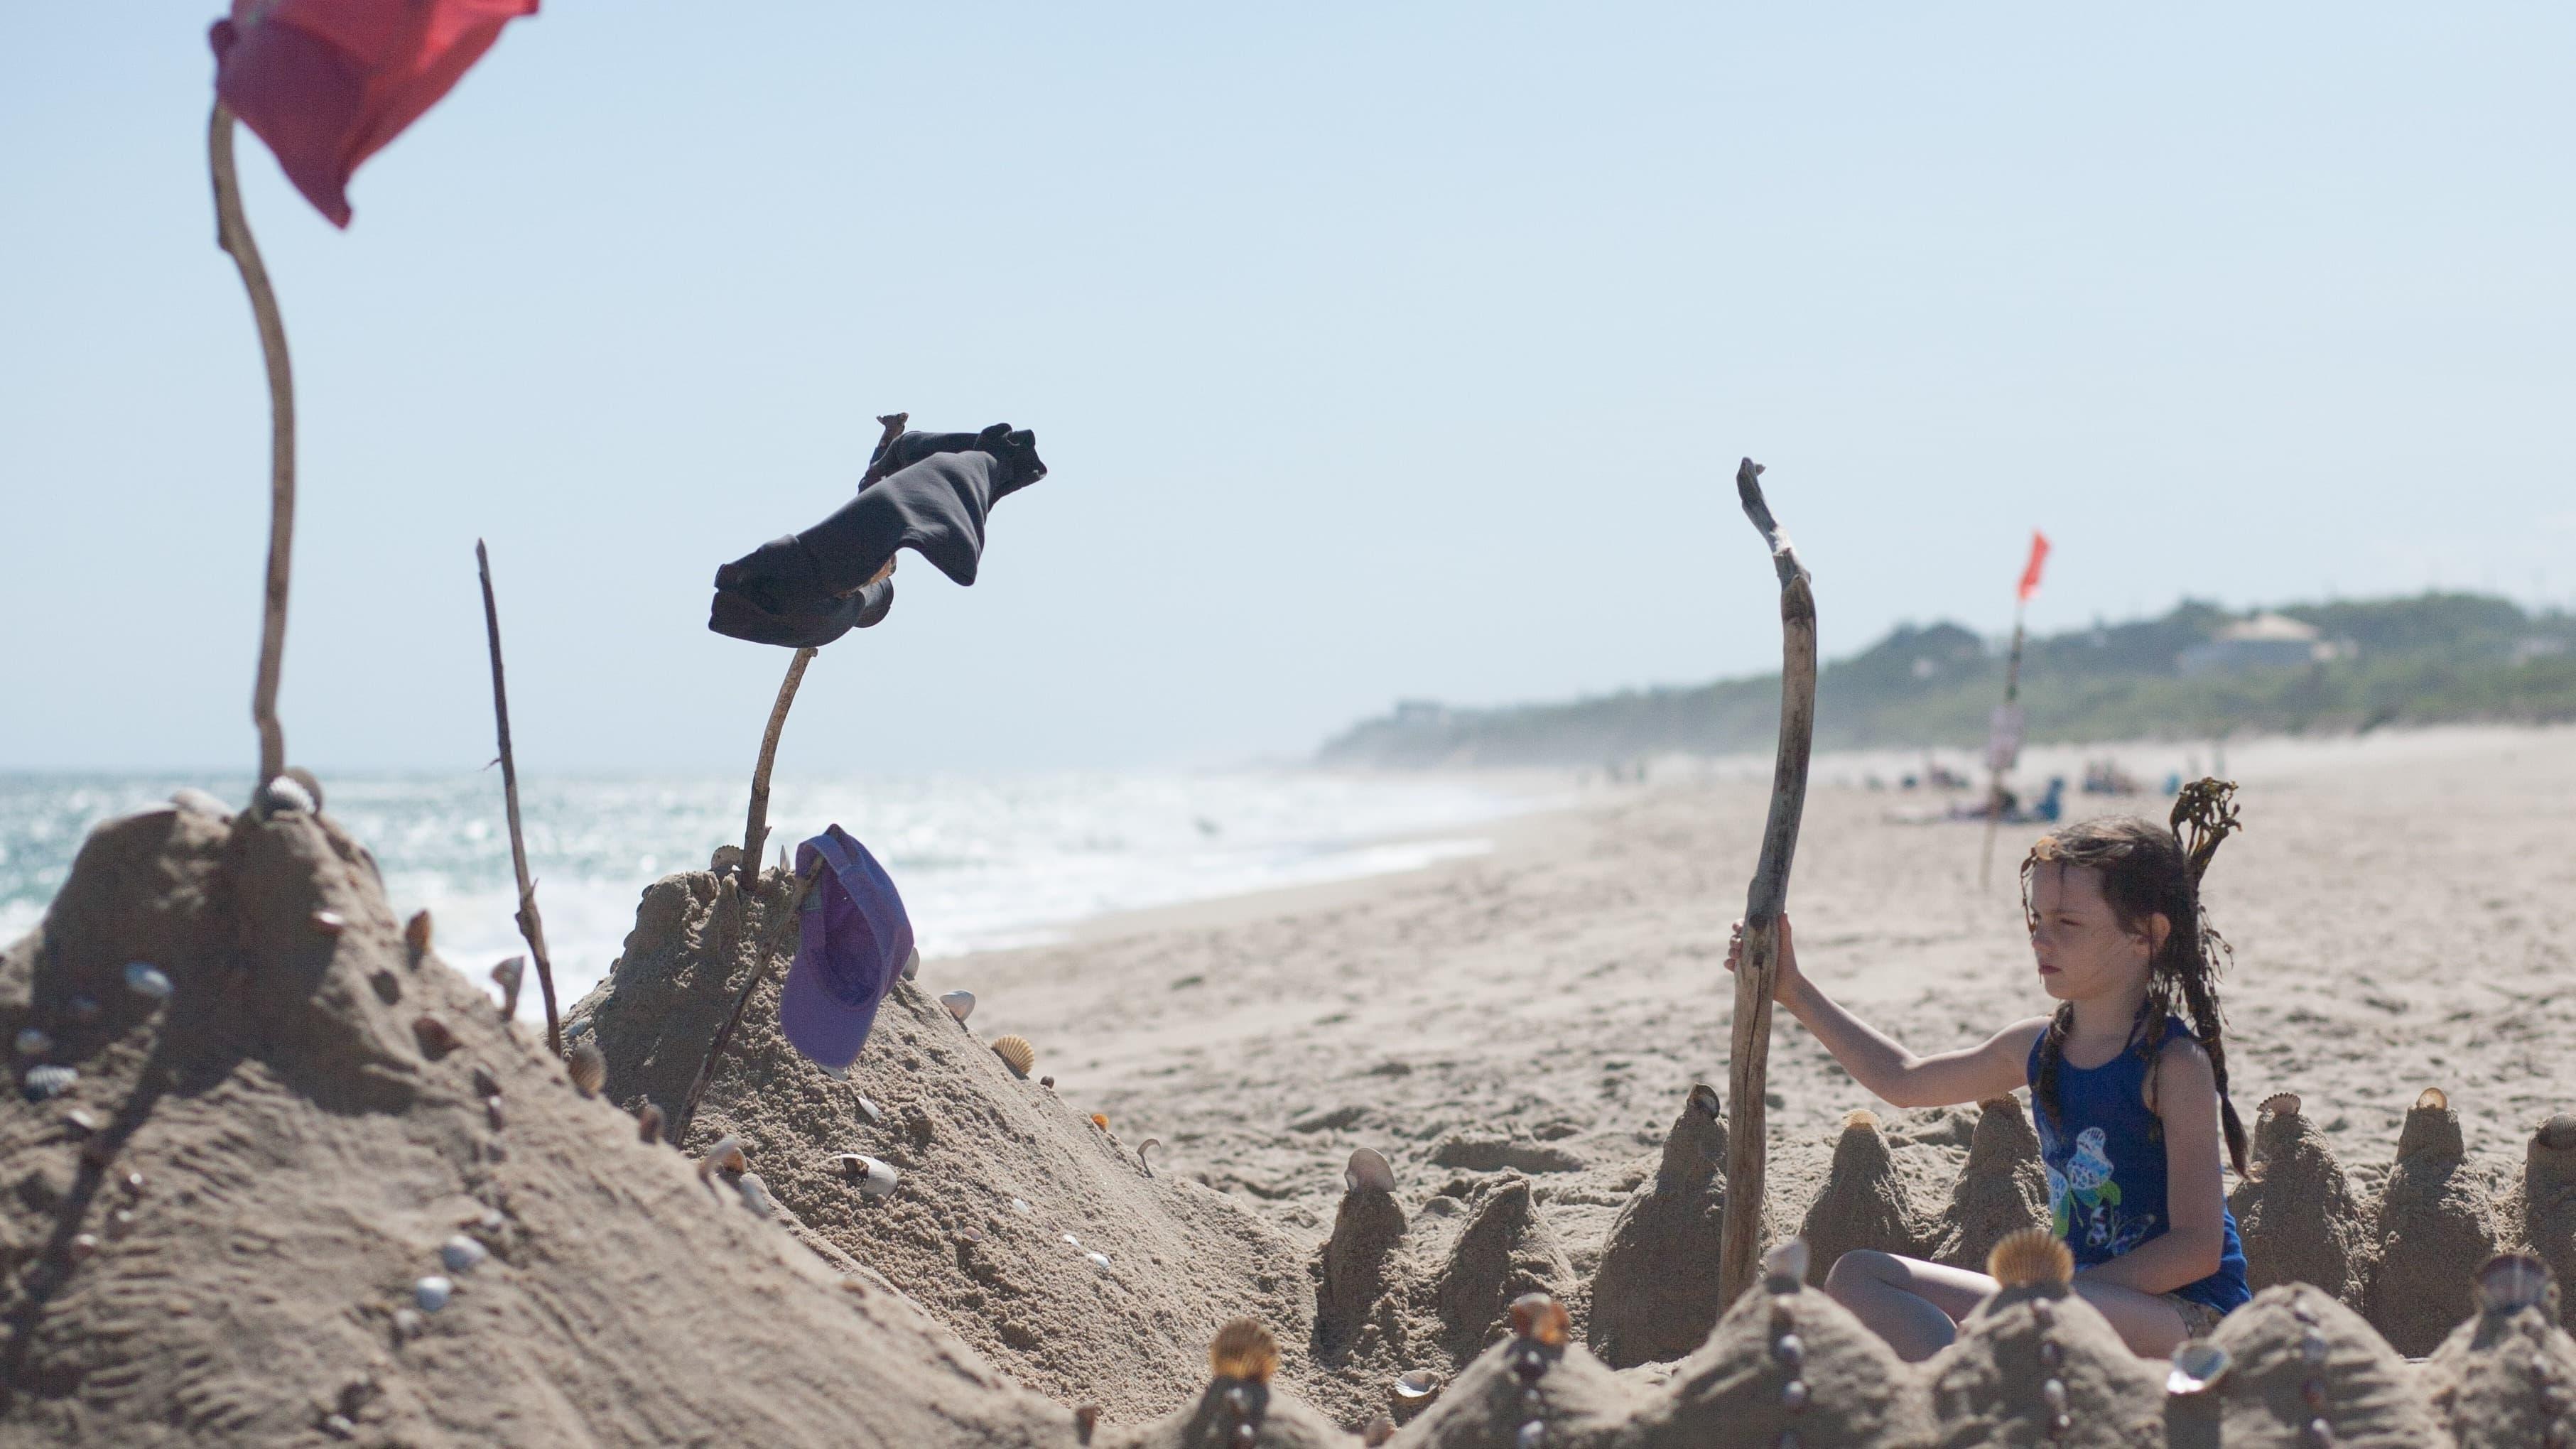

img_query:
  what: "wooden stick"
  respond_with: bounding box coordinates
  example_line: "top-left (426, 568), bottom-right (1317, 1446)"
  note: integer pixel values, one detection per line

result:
top-left (207, 103), bottom-right (296, 785)
top-left (678, 859), bottom-right (823, 1138)
top-left (1719, 457), bottom-right (1819, 1306)
top-left (477, 541), bottom-right (562, 1054)
top-left (1977, 603), bottom-right (2030, 889)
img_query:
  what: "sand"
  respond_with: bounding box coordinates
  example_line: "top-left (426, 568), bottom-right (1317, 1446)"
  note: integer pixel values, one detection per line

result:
top-left (8, 724), bottom-right (2575, 1445)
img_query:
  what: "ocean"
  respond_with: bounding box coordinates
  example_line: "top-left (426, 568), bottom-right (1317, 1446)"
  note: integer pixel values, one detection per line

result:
top-left (0, 769), bottom-right (1536, 1021)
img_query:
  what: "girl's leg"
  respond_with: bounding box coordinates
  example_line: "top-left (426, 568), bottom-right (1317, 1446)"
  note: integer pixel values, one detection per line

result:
top-left (1822, 1252), bottom-right (1998, 1362)
top-left (2070, 1281), bottom-right (2192, 1359)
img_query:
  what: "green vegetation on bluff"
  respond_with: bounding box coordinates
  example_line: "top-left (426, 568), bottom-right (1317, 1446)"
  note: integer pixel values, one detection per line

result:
top-left (1319, 592), bottom-right (2576, 769)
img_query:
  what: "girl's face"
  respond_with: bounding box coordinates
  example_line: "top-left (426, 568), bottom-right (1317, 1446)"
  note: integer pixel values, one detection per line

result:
top-left (2027, 862), bottom-right (2164, 1004)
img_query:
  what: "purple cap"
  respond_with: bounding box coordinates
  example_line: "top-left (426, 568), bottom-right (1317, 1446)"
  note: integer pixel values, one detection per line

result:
top-left (779, 825), bottom-right (914, 1074)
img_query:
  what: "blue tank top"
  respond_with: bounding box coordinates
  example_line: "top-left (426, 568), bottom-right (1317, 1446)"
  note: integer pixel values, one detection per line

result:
top-left (2024, 1016), bottom-right (2250, 1314)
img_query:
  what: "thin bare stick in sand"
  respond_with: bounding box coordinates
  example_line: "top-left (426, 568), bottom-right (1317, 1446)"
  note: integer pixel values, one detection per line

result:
top-left (207, 103), bottom-right (296, 785)
top-left (678, 858), bottom-right (823, 1138)
top-left (732, 411), bottom-right (911, 892)
top-left (477, 541), bottom-right (562, 1054)
top-left (1720, 457), bottom-right (1819, 1306)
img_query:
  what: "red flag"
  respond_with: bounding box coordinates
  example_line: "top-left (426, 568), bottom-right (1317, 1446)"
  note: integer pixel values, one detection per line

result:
top-left (210, 0), bottom-right (536, 228)
top-left (2016, 529), bottom-right (2050, 603)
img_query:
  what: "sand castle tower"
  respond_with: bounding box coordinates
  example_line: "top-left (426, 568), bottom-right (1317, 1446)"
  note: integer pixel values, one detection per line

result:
top-left (2419, 1254), bottom-right (2576, 1449)
top-left (2523, 1114), bottom-right (2576, 1306)
top-left (1923, 1096), bottom-right (2050, 1272)
top-left (1586, 1084), bottom-right (1731, 1369)
top-left (2198, 1284), bottom-right (2447, 1448)
top-left (1432, 1173), bottom-right (1576, 1360)
top-left (1921, 1230), bottom-right (2164, 1448)
top-left (2229, 1093), bottom-right (2376, 1313)
top-left (2374, 1087), bottom-right (2506, 1357)
top-left (1798, 1110), bottom-right (1927, 1287)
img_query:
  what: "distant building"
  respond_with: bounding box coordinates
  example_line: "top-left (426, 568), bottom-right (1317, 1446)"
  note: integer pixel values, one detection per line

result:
top-left (2176, 612), bottom-right (2346, 677)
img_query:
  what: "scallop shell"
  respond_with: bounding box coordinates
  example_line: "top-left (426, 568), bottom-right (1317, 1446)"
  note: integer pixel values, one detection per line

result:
top-left (254, 774), bottom-right (315, 816)
top-left (1509, 1292), bottom-right (1570, 1347)
top-left (1211, 1317), bottom-right (1279, 1383)
top-left (1394, 1369), bottom-right (1439, 1399)
top-left (636, 1102), bottom-right (665, 1144)
top-left (2258, 1092), bottom-right (2302, 1119)
top-left (2415, 1086), bottom-right (2447, 1112)
top-left (835, 1154), bottom-right (899, 1198)
top-left (2166, 1340), bottom-right (2231, 1394)
top-left (1841, 1107), bottom-right (1879, 1131)
top-left (991, 1035), bottom-right (1036, 1077)
top-left (1764, 1237), bottom-right (1812, 1289)
top-left (404, 911), bottom-right (434, 957)
top-left (698, 1136), bottom-right (747, 1183)
top-left (413, 1276), bottom-right (453, 1313)
top-left (440, 1235), bottom-right (488, 1274)
top-left (411, 1015), bottom-right (461, 1060)
top-left (1987, 1227), bottom-right (2075, 1288)
top-left (283, 767), bottom-right (326, 811)
top-left (1345, 1146), bottom-right (1396, 1194)
top-left (2475, 1252), bottom-right (2554, 1314)
top-left (938, 989), bottom-right (975, 1024)
top-left (124, 962), bottom-right (173, 999)
top-left (21, 1064), bottom-right (77, 1100)
top-left (566, 1041), bottom-right (607, 1097)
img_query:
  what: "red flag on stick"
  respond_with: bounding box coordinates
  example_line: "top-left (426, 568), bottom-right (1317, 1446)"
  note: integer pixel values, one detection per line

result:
top-left (2016, 529), bottom-right (2051, 603)
top-left (210, 0), bottom-right (537, 227)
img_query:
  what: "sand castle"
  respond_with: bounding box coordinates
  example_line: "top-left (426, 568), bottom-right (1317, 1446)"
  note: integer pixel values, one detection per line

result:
top-left (8, 802), bottom-right (2576, 1446)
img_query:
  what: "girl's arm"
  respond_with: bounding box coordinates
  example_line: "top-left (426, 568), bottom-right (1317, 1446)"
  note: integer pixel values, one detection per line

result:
top-left (2076, 1038), bottom-right (2229, 1293)
top-left (1727, 914), bottom-right (2049, 1109)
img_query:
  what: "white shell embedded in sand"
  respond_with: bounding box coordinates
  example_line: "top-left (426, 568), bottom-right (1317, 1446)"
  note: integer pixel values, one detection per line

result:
top-left (22, 1065), bottom-right (75, 1100)
top-left (1086, 1252), bottom-right (1110, 1269)
top-left (1764, 1237), bottom-right (1810, 1288)
top-left (124, 962), bottom-right (173, 999)
top-left (2475, 1252), bottom-right (2553, 1314)
top-left (255, 775), bottom-right (315, 816)
top-left (738, 1173), bottom-right (778, 1217)
top-left (835, 1154), bottom-right (899, 1199)
top-left (2166, 1340), bottom-right (2231, 1394)
top-left (940, 990), bottom-right (975, 1023)
top-left (414, 1276), bottom-right (453, 1312)
top-left (1345, 1147), bottom-right (1395, 1194)
top-left (902, 948), bottom-right (921, 982)
top-left (2259, 1092), bottom-right (2302, 1119)
top-left (440, 1236), bottom-right (487, 1274)
top-left (1394, 1369), bottom-right (1439, 1399)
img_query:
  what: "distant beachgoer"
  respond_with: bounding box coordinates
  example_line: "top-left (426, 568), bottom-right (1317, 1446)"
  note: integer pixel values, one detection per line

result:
top-left (1725, 811), bottom-right (2252, 1360)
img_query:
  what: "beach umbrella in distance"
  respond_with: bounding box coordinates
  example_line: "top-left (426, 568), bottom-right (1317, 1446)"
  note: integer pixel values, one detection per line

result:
top-left (203, 0), bottom-right (538, 790)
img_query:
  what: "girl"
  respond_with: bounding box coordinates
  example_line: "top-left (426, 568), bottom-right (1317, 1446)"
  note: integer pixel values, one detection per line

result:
top-left (1725, 802), bottom-right (2252, 1360)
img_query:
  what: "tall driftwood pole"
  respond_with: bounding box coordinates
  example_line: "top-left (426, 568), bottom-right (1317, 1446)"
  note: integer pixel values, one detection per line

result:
top-left (1719, 457), bottom-right (1819, 1306)
top-left (477, 541), bottom-right (562, 1053)
top-left (207, 103), bottom-right (296, 785)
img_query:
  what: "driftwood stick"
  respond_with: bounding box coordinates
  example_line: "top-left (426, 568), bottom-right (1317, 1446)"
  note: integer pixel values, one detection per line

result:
top-left (678, 859), bottom-right (823, 1138)
top-left (207, 103), bottom-right (296, 785)
top-left (477, 541), bottom-right (562, 1054)
top-left (1719, 457), bottom-right (1819, 1306)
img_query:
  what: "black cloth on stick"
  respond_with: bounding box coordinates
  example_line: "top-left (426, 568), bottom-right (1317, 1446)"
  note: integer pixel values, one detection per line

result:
top-left (708, 425), bottom-right (1046, 649)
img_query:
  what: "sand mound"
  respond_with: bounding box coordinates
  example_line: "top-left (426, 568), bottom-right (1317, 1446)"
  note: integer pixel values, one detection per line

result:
top-left (0, 798), bottom-right (1071, 1447)
top-left (1922, 1096), bottom-right (2050, 1273)
top-left (1429, 1175), bottom-right (1574, 1358)
top-left (1585, 1085), bottom-right (1729, 1369)
top-left (2418, 1259), bottom-right (2576, 1449)
top-left (2373, 1088), bottom-right (2506, 1356)
top-left (1385, 1322), bottom-right (1636, 1449)
top-left (1922, 1280), bottom-right (2164, 1448)
top-left (2201, 1284), bottom-right (2445, 1448)
top-left (1799, 1109), bottom-right (1926, 1285)
top-left (572, 867), bottom-right (1324, 1427)
top-left (1625, 1261), bottom-right (1937, 1448)
top-left (2229, 1094), bottom-right (2376, 1313)
top-left (2521, 1114), bottom-right (2576, 1310)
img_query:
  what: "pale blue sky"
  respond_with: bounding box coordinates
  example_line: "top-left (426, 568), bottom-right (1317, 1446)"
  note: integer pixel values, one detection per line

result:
top-left (4, 4), bottom-right (2570, 774)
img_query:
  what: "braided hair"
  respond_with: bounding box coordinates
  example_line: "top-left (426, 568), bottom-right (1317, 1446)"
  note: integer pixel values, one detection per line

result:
top-left (2020, 779), bottom-right (2249, 1175)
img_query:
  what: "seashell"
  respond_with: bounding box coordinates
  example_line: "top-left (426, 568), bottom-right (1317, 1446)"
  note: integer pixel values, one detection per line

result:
top-left (2259, 1092), bottom-right (2302, 1119)
top-left (2305, 1418), bottom-right (2334, 1446)
top-left (1090, 1112), bottom-right (1110, 1131)
top-left (1011, 1198), bottom-right (1031, 1213)
top-left (404, 911), bottom-right (433, 958)
top-left (940, 989), bottom-right (975, 1023)
top-left (637, 1103), bottom-right (666, 1144)
top-left (284, 767), bottom-right (325, 810)
top-left (1510, 1292), bottom-right (1571, 1347)
top-left (22, 1065), bottom-right (76, 1100)
top-left (411, 1014), bottom-right (460, 1060)
top-left (1064, 1233), bottom-right (1083, 1247)
top-left (1040, 1075), bottom-right (1055, 1089)
top-left (413, 1276), bottom-right (452, 1312)
top-left (391, 1307), bottom-right (425, 1341)
top-left (119, 1170), bottom-right (146, 1198)
top-left (1211, 1317), bottom-right (1280, 1382)
top-left (1345, 1146), bottom-right (1396, 1194)
top-left (902, 948), bottom-right (921, 982)
top-left (834, 1154), bottom-right (899, 1198)
top-left (310, 909), bottom-right (347, 937)
top-left (737, 1172), bottom-right (777, 1217)
top-left (490, 957), bottom-right (524, 1018)
top-left (2476, 1252), bottom-right (2554, 1314)
top-left (699, 1136), bottom-right (747, 1182)
top-left (69, 1232), bottom-right (99, 1261)
top-left (67, 994), bottom-right (99, 1024)
top-left (1988, 1227), bottom-right (2075, 1288)
top-left (2042, 1378), bottom-right (2066, 1413)
top-left (568, 1016), bottom-right (595, 1038)
top-left (1517, 1423), bottom-right (1544, 1448)
top-left (170, 786), bottom-right (230, 818)
top-left (708, 844), bottom-right (742, 874)
top-left (566, 1041), bottom-right (607, 1097)
top-left (13, 1028), bottom-right (52, 1058)
top-left (991, 1034), bottom-right (1035, 1077)
top-left (124, 962), bottom-right (173, 999)
top-left (1842, 1107), bottom-right (1878, 1131)
top-left (1687, 1082), bottom-right (1722, 1119)
top-left (105, 1208), bottom-right (136, 1241)
top-left (1073, 1404), bottom-right (1102, 1443)
top-left (1086, 1251), bottom-right (1110, 1269)
top-left (853, 1094), bottom-right (882, 1124)
top-left (2415, 1086), bottom-right (2447, 1112)
top-left (2540, 1114), bottom-right (2576, 1151)
top-left (1395, 1369), bottom-right (1440, 1399)
top-left (440, 1235), bottom-right (487, 1274)
top-left (485, 1097), bottom-right (506, 1131)
top-left (1773, 1333), bottom-right (1804, 1369)
top-left (1782, 1379), bottom-right (1809, 1412)
top-left (1764, 1237), bottom-right (1811, 1290)
top-left (254, 774), bottom-right (315, 817)
top-left (63, 1107), bottom-right (103, 1134)
top-left (1139, 1139), bottom-right (1161, 1177)
top-left (1363, 1414), bottom-right (1396, 1446)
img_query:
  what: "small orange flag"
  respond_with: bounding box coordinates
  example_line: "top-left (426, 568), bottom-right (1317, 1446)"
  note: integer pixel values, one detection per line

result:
top-left (2016, 530), bottom-right (2050, 603)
